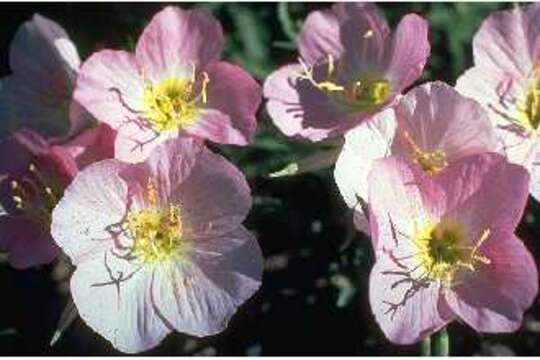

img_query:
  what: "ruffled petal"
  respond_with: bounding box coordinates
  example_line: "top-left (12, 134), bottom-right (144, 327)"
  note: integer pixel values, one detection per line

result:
top-left (51, 159), bottom-right (130, 265)
top-left (369, 249), bottom-right (455, 344)
top-left (434, 153), bottom-right (530, 237)
top-left (152, 227), bottom-right (262, 336)
top-left (394, 81), bottom-right (498, 162)
top-left (383, 14), bottom-right (430, 91)
top-left (74, 50), bottom-right (145, 130)
top-left (446, 231), bottom-right (538, 333)
top-left (193, 61), bottom-right (261, 145)
top-left (263, 64), bottom-right (358, 141)
top-left (0, 216), bottom-right (59, 269)
top-left (367, 156), bottom-right (430, 251)
top-left (135, 7), bottom-right (223, 82)
top-left (0, 14), bottom-right (80, 138)
top-left (173, 147), bottom-right (251, 239)
top-left (71, 256), bottom-right (170, 353)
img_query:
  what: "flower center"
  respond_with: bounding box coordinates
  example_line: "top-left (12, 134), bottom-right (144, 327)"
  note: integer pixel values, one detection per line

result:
top-left (126, 181), bottom-right (186, 264)
top-left (412, 219), bottom-right (491, 286)
top-left (142, 69), bottom-right (210, 133)
top-left (522, 80), bottom-right (540, 131)
top-left (401, 130), bottom-right (448, 175)
top-left (299, 54), bottom-right (392, 113)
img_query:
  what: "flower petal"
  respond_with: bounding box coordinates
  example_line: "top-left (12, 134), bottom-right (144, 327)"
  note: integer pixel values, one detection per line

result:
top-left (367, 156), bottom-right (429, 251)
top-left (197, 61), bottom-right (261, 145)
top-left (472, 4), bottom-right (540, 80)
top-left (60, 123), bottom-right (117, 170)
top-left (74, 50), bottom-right (145, 131)
top-left (445, 231), bottom-right (538, 333)
top-left (135, 7), bottom-right (223, 82)
top-left (51, 159), bottom-right (130, 265)
top-left (263, 64), bottom-right (357, 141)
top-left (394, 81), bottom-right (498, 162)
top-left (298, 3), bottom-right (389, 70)
top-left (185, 109), bottom-right (250, 146)
top-left (434, 153), bottom-right (530, 236)
top-left (369, 249), bottom-right (455, 344)
top-left (0, 14), bottom-right (80, 138)
top-left (70, 256), bottom-right (170, 353)
top-left (173, 147), bottom-right (251, 238)
top-left (383, 14), bottom-right (430, 91)
top-left (0, 216), bottom-right (59, 269)
top-left (334, 108), bottom-right (396, 208)
top-left (152, 227), bottom-right (262, 336)
top-left (141, 137), bottom-right (204, 202)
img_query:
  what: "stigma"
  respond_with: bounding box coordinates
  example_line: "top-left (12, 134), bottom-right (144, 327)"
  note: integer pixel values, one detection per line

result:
top-left (126, 181), bottom-right (187, 264)
top-left (143, 65), bottom-right (210, 133)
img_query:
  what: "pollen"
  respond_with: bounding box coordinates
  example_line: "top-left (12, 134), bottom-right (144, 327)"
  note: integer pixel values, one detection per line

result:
top-left (298, 54), bottom-right (392, 113)
top-left (412, 218), bottom-right (491, 286)
top-left (126, 181), bottom-right (187, 264)
top-left (142, 68), bottom-right (210, 133)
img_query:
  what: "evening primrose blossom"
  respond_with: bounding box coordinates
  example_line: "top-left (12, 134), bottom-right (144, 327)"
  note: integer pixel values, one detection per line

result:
top-left (74, 6), bottom-right (262, 163)
top-left (456, 3), bottom-right (540, 201)
top-left (367, 154), bottom-right (537, 344)
top-left (263, 2), bottom-right (430, 141)
top-left (50, 138), bottom-right (262, 353)
top-left (334, 82), bottom-right (498, 233)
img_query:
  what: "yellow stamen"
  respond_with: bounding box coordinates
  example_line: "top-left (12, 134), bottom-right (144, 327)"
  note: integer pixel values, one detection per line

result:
top-left (402, 130), bottom-right (448, 175)
top-left (298, 54), bottom-right (392, 112)
top-left (126, 180), bottom-right (187, 264)
top-left (143, 69), bottom-right (210, 133)
top-left (412, 218), bottom-right (491, 286)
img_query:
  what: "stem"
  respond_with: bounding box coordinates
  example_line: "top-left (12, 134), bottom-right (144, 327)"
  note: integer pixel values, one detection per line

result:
top-left (432, 327), bottom-right (450, 356)
top-left (420, 336), bottom-right (431, 356)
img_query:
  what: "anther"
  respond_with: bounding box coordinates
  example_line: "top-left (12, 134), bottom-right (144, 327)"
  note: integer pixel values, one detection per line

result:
top-left (363, 29), bottom-right (374, 39)
top-left (201, 72), bottom-right (210, 104)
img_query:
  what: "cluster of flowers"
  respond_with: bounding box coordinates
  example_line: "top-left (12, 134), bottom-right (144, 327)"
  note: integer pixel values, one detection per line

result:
top-left (0, 8), bottom-right (262, 353)
top-left (0, 2), bottom-right (539, 354)
top-left (265, 2), bottom-right (540, 345)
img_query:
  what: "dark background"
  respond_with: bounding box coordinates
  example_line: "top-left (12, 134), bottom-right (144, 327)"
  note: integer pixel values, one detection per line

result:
top-left (1, 2), bottom-right (539, 356)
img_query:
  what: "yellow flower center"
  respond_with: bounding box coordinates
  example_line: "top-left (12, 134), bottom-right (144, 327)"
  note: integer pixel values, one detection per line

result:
top-left (517, 78), bottom-right (540, 131)
top-left (401, 130), bottom-right (448, 175)
top-left (299, 54), bottom-right (392, 112)
top-left (126, 181), bottom-right (187, 264)
top-left (412, 218), bottom-right (491, 286)
top-left (142, 70), bottom-right (210, 133)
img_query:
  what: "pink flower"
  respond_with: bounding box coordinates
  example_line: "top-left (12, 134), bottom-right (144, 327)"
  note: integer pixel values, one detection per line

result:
top-left (456, 3), bottom-right (540, 201)
top-left (74, 6), bottom-right (262, 164)
top-left (0, 125), bottom-right (115, 269)
top-left (50, 138), bottom-right (263, 353)
top-left (0, 14), bottom-right (89, 140)
top-left (367, 153), bottom-right (537, 344)
top-left (334, 82), bottom-right (498, 233)
top-left (263, 2), bottom-right (430, 142)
